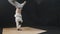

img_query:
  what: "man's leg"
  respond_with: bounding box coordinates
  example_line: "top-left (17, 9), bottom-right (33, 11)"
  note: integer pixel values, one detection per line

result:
top-left (15, 17), bottom-right (23, 31)
top-left (14, 8), bottom-right (23, 31)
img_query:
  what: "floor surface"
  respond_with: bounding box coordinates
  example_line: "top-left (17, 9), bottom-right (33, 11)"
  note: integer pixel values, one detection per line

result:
top-left (2, 27), bottom-right (46, 34)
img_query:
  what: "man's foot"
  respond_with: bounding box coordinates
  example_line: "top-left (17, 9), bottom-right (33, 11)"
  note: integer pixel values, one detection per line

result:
top-left (17, 29), bottom-right (22, 31)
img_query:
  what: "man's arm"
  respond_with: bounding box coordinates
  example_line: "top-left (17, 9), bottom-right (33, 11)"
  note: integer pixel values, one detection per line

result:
top-left (8, 0), bottom-right (26, 9)
top-left (8, 0), bottom-right (17, 6)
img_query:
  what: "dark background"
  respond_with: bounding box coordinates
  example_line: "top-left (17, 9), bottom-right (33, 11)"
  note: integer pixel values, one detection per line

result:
top-left (0, 0), bottom-right (60, 34)
top-left (0, 0), bottom-right (60, 28)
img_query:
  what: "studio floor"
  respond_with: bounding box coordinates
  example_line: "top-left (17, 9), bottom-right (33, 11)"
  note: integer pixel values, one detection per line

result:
top-left (2, 27), bottom-right (47, 34)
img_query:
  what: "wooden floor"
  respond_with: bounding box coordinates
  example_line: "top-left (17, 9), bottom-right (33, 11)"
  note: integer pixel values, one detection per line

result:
top-left (2, 27), bottom-right (47, 34)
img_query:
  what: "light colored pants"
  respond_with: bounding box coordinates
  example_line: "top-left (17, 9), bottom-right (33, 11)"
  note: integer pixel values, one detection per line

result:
top-left (14, 13), bottom-right (23, 29)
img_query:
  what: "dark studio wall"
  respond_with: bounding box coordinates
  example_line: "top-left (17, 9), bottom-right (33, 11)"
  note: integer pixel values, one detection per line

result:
top-left (0, 0), bottom-right (60, 27)
top-left (0, 0), bottom-right (16, 27)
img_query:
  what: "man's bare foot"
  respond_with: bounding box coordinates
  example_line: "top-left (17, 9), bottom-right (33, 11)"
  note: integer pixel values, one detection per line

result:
top-left (17, 29), bottom-right (22, 31)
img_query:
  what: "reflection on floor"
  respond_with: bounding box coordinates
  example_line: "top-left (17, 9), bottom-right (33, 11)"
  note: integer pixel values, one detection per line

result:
top-left (2, 27), bottom-right (47, 34)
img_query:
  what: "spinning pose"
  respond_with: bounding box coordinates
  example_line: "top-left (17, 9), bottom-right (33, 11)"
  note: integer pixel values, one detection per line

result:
top-left (8, 0), bottom-right (26, 31)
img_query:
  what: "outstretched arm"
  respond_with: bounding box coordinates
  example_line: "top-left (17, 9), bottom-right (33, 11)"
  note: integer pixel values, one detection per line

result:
top-left (8, 0), bottom-right (17, 7)
top-left (8, 0), bottom-right (26, 9)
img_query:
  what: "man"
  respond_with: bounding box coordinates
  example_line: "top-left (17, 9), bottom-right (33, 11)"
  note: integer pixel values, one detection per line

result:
top-left (8, 0), bottom-right (26, 31)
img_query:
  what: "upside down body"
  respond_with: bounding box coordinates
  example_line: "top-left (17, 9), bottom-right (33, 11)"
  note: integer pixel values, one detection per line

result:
top-left (8, 0), bottom-right (26, 30)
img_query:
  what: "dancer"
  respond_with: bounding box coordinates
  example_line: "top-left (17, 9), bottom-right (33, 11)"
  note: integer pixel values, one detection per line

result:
top-left (8, 0), bottom-right (26, 31)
